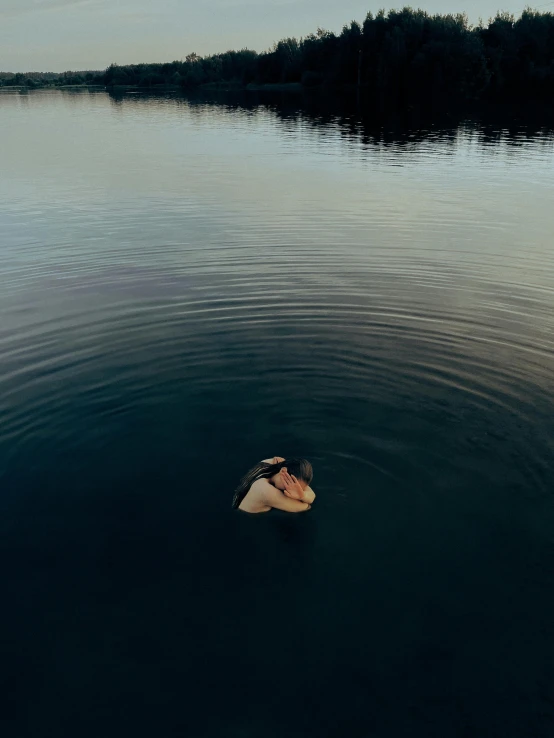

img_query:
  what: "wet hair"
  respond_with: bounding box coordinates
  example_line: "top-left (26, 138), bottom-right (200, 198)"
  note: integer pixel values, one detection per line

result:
top-left (232, 457), bottom-right (313, 509)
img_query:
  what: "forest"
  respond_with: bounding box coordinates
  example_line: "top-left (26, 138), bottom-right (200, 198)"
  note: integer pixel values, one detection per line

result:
top-left (0, 70), bottom-right (101, 88)
top-left (2, 8), bottom-right (554, 103)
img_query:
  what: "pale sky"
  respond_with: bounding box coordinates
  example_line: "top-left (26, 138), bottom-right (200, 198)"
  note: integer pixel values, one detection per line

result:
top-left (0, 0), bottom-right (547, 73)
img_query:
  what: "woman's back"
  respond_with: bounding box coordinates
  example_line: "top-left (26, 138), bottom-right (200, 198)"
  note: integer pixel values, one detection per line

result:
top-left (238, 478), bottom-right (273, 513)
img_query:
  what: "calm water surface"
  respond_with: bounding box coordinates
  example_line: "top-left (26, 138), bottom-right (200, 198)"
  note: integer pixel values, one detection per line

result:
top-left (1, 89), bottom-right (554, 737)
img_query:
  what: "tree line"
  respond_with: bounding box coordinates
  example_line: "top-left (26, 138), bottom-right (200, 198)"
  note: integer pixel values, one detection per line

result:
top-left (0, 71), bottom-right (101, 88)
top-left (2, 8), bottom-right (554, 103)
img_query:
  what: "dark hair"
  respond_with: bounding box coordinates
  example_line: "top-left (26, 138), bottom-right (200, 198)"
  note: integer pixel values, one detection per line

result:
top-left (232, 457), bottom-right (313, 509)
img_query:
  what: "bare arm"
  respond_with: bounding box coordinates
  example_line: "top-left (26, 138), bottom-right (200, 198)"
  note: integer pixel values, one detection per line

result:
top-left (281, 469), bottom-right (316, 505)
top-left (301, 486), bottom-right (316, 504)
top-left (262, 483), bottom-right (311, 513)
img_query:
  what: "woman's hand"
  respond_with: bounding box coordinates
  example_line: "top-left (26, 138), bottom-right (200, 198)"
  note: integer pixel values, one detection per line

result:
top-left (272, 456), bottom-right (285, 464)
top-left (281, 468), bottom-right (306, 500)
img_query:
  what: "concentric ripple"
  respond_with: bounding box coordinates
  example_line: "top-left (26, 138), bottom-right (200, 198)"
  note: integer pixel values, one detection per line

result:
top-left (1, 89), bottom-right (553, 501)
top-left (2, 89), bottom-right (554, 737)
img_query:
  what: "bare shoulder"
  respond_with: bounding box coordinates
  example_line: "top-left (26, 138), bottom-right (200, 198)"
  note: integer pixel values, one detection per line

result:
top-left (250, 477), bottom-right (273, 500)
top-left (263, 483), bottom-right (311, 513)
top-left (259, 480), bottom-right (281, 500)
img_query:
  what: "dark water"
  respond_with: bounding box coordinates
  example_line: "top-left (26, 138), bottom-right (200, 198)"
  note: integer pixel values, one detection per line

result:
top-left (1, 89), bottom-right (554, 737)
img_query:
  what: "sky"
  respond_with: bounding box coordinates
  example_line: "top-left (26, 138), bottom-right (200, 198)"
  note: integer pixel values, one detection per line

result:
top-left (0, 0), bottom-right (549, 72)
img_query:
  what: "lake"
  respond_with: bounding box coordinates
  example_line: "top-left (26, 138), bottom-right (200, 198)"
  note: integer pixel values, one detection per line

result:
top-left (1, 88), bottom-right (554, 737)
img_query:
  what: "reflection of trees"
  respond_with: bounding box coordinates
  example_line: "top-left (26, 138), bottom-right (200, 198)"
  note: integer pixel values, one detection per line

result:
top-left (106, 87), bottom-right (554, 154)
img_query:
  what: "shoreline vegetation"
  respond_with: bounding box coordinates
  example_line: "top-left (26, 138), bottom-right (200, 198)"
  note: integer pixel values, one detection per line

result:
top-left (2, 7), bottom-right (554, 105)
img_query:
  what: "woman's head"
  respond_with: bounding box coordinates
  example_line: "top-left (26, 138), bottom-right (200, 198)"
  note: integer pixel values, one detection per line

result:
top-left (271, 458), bottom-right (313, 491)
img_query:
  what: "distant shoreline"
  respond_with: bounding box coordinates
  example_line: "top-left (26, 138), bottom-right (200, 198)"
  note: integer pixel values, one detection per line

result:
top-left (3, 8), bottom-right (554, 107)
top-left (1, 82), bottom-right (307, 92)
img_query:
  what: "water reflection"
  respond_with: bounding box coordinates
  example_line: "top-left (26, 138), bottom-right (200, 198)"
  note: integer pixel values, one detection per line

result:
top-left (1, 88), bottom-right (554, 738)
top-left (104, 87), bottom-right (554, 150)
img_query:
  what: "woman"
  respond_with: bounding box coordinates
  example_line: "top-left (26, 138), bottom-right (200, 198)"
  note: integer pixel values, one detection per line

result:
top-left (232, 457), bottom-right (315, 514)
